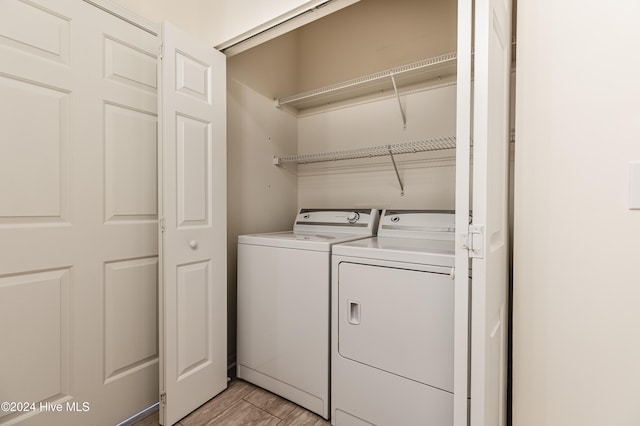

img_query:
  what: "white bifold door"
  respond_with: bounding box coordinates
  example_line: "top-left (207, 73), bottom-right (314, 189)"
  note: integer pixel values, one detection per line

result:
top-left (158, 22), bottom-right (228, 426)
top-left (454, 0), bottom-right (512, 425)
top-left (0, 2), bottom-right (227, 426)
top-left (0, 0), bottom-right (159, 425)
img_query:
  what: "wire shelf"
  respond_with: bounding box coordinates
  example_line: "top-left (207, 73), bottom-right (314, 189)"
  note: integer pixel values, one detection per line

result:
top-left (273, 136), bottom-right (456, 165)
top-left (275, 52), bottom-right (457, 110)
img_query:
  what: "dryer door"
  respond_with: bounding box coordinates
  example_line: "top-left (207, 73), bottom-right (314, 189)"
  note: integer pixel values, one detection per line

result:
top-left (337, 261), bottom-right (454, 392)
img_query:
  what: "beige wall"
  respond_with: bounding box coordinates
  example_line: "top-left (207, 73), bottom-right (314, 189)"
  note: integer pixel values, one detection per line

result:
top-left (513, 1), bottom-right (640, 425)
top-left (226, 34), bottom-right (299, 355)
top-left (296, 0), bottom-right (456, 91)
top-left (296, 85), bottom-right (457, 209)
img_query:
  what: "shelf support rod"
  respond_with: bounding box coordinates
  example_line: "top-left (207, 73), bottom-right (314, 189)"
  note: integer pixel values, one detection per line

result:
top-left (390, 73), bottom-right (407, 129)
top-left (387, 146), bottom-right (404, 196)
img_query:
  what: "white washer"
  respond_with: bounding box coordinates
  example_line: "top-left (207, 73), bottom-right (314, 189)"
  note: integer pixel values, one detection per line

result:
top-left (331, 210), bottom-right (458, 426)
top-left (237, 208), bottom-right (380, 419)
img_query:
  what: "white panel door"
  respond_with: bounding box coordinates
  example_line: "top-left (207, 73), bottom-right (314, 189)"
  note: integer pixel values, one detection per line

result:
top-left (469, 0), bottom-right (513, 424)
top-left (159, 22), bottom-right (227, 426)
top-left (0, 0), bottom-right (159, 425)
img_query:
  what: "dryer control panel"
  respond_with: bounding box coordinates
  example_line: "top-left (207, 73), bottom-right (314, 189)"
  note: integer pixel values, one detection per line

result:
top-left (378, 209), bottom-right (455, 240)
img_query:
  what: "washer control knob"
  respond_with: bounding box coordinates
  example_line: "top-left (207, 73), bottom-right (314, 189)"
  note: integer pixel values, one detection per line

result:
top-left (347, 212), bottom-right (360, 223)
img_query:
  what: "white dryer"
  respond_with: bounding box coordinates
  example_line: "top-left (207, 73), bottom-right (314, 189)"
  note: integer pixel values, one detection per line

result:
top-left (331, 210), bottom-right (458, 426)
top-left (237, 208), bottom-right (380, 419)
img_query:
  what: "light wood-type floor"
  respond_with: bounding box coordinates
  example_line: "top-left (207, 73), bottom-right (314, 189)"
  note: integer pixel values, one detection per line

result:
top-left (133, 380), bottom-right (331, 426)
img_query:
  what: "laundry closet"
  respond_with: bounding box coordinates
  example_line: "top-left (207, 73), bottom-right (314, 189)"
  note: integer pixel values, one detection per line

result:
top-left (226, 0), bottom-right (512, 425)
top-left (226, 0), bottom-right (459, 348)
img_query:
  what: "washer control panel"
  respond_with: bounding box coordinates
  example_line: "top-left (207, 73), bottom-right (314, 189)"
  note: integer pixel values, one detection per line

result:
top-left (347, 212), bottom-right (360, 223)
top-left (294, 209), bottom-right (380, 235)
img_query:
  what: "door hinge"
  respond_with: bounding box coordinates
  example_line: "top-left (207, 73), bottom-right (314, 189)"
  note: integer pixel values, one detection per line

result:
top-left (159, 217), bottom-right (166, 233)
top-left (160, 392), bottom-right (166, 406)
top-left (158, 43), bottom-right (165, 59)
top-left (461, 224), bottom-right (485, 259)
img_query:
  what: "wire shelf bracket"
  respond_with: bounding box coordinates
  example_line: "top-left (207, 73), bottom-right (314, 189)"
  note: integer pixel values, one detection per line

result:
top-left (390, 73), bottom-right (407, 129)
top-left (387, 146), bottom-right (405, 195)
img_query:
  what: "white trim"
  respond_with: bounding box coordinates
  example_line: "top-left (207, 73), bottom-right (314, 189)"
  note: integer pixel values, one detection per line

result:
top-left (454, 0), bottom-right (473, 425)
top-left (217, 0), bottom-right (360, 56)
top-left (83, 0), bottom-right (160, 35)
top-left (116, 403), bottom-right (159, 426)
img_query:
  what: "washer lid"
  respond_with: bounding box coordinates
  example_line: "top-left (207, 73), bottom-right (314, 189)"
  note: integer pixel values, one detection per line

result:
top-left (238, 231), bottom-right (374, 251)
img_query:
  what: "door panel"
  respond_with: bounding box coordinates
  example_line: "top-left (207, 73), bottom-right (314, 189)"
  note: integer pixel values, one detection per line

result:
top-left (177, 261), bottom-right (210, 378)
top-left (159, 22), bottom-right (227, 426)
top-left (0, 76), bottom-right (70, 221)
top-left (0, 1), bottom-right (159, 424)
top-left (104, 257), bottom-right (159, 382)
top-left (0, 269), bottom-right (72, 407)
top-left (470, 0), bottom-right (513, 425)
top-left (176, 52), bottom-right (211, 101)
top-left (104, 36), bottom-right (158, 92)
top-left (176, 115), bottom-right (210, 226)
top-left (104, 104), bottom-right (158, 221)
top-left (0, 0), bottom-right (70, 64)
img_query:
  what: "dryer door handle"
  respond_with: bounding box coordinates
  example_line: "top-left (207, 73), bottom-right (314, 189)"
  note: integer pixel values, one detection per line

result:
top-left (347, 300), bottom-right (361, 325)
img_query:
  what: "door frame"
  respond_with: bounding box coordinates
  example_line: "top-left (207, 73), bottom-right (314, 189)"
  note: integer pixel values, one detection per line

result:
top-left (453, 0), bottom-right (473, 424)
